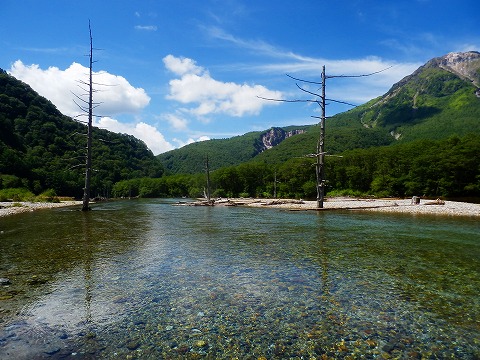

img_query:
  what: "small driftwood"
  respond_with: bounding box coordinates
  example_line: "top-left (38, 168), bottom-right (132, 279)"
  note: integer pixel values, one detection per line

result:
top-left (424, 198), bottom-right (445, 205)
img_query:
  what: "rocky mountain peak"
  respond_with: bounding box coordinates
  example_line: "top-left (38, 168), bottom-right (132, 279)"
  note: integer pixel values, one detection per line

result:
top-left (433, 51), bottom-right (480, 86)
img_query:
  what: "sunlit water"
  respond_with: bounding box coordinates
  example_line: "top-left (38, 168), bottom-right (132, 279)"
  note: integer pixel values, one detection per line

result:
top-left (0, 199), bottom-right (479, 359)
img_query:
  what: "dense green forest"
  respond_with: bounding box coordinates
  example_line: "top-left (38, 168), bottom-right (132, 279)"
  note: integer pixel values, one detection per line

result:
top-left (158, 125), bottom-right (310, 174)
top-left (2, 51), bottom-right (480, 202)
top-left (113, 134), bottom-right (480, 200)
top-left (0, 69), bottom-right (163, 199)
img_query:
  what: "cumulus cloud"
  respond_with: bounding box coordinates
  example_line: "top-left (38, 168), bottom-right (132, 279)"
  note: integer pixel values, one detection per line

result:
top-left (163, 55), bottom-right (203, 76)
top-left (173, 135), bottom-right (211, 149)
top-left (9, 60), bottom-right (150, 117)
top-left (163, 113), bottom-right (189, 131)
top-left (94, 117), bottom-right (174, 155)
top-left (163, 55), bottom-right (283, 117)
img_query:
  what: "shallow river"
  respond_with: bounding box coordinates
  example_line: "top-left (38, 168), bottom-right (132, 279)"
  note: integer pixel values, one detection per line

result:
top-left (0, 199), bottom-right (479, 359)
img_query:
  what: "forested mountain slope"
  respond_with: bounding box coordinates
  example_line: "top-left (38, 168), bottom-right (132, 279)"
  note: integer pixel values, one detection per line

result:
top-left (157, 126), bottom-right (309, 174)
top-left (160, 51), bottom-right (480, 169)
top-left (0, 69), bottom-right (163, 198)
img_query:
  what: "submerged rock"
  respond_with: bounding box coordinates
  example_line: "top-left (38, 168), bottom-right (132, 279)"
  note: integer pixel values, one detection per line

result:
top-left (126, 340), bottom-right (140, 350)
top-left (0, 278), bottom-right (11, 285)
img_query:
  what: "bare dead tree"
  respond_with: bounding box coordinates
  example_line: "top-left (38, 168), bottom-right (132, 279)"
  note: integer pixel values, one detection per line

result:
top-left (82, 24), bottom-right (94, 211)
top-left (73, 22), bottom-right (95, 211)
top-left (71, 21), bottom-right (104, 211)
top-left (259, 65), bottom-right (392, 208)
top-left (205, 155), bottom-right (212, 203)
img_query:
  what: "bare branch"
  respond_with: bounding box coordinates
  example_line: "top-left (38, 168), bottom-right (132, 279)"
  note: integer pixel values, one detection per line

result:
top-left (68, 131), bottom-right (87, 138)
top-left (257, 95), bottom-right (318, 104)
top-left (327, 66), bottom-right (394, 79)
top-left (295, 83), bottom-right (323, 99)
top-left (98, 138), bottom-right (121, 144)
top-left (286, 65), bottom-right (394, 84)
top-left (69, 164), bottom-right (85, 170)
top-left (286, 74), bottom-right (322, 85)
top-left (327, 98), bottom-right (357, 107)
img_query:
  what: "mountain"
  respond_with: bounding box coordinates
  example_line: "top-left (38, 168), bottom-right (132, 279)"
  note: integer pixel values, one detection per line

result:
top-left (157, 125), bottom-right (308, 174)
top-left (159, 51), bottom-right (480, 172)
top-left (347, 51), bottom-right (480, 140)
top-left (0, 69), bottom-right (163, 198)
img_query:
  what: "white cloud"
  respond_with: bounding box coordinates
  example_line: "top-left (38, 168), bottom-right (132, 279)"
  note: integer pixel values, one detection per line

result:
top-left (9, 60), bottom-right (150, 118)
top-left (163, 55), bottom-right (283, 117)
top-left (458, 43), bottom-right (480, 52)
top-left (173, 135), bottom-right (211, 149)
top-left (205, 27), bottom-right (422, 105)
top-left (163, 113), bottom-right (189, 131)
top-left (163, 55), bottom-right (203, 76)
top-left (134, 25), bottom-right (157, 31)
top-left (94, 117), bottom-right (173, 155)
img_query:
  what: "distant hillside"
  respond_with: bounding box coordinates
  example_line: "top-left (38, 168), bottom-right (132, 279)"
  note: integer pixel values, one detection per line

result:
top-left (157, 125), bottom-right (309, 174)
top-left (0, 69), bottom-right (163, 198)
top-left (160, 51), bottom-right (480, 170)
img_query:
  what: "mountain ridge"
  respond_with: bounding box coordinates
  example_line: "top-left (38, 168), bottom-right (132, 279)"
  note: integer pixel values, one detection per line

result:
top-left (159, 51), bottom-right (480, 173)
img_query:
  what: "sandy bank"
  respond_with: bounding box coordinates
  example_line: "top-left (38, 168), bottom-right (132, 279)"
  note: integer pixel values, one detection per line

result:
top-left (2, 198), bottom-right (479, 218)
top-left (0, 201), bottom-right (82, 218)
top-left (211, 197), bottom-right (480, 217)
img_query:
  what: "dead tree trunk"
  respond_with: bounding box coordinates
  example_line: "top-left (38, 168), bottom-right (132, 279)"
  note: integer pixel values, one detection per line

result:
top-left (316, 66), bottom-right (326, 209)
top-left (81, 24), bottom-right (94, 211)
top-left (205, 155), bottom-right (211, 203)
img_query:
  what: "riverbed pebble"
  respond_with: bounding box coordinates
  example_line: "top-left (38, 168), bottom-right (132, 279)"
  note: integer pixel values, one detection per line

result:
top-left (0, 201), bottom-right (82, 217)
top-left (243, 197), bottom-right (480, 217)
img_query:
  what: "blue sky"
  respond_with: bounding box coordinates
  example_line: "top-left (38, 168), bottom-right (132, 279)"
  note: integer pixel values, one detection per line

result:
top-left (1, 0), bottom-right (478, 154)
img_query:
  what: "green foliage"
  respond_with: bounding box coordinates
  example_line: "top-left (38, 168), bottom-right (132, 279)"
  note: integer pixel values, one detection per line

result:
top-left (36, 189), bottom-right (59, 203)
top-left (328, 134), bottom-right (480, 198)
top-left (0, 70), bottom-right (164, 198)
top-left (325, 189), bottom-right (366, 198)
top-left (0, 187), bottom-right (35, 201)
top-left (121, 134), bottom-right (480, 200)
top-left (0, 174), bottom-right (25, 189)
top-left (112, 173), bottom-right (204, 199)
top-left (157, 127), bottom-right (311, 174)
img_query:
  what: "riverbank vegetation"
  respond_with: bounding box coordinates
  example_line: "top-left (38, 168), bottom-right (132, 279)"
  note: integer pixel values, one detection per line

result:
top-left (112, 134), bottom-right (480, 200)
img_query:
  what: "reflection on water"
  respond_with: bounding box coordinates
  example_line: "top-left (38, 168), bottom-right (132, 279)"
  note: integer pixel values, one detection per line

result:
top-left (0, 199), bottom-right (479, 359)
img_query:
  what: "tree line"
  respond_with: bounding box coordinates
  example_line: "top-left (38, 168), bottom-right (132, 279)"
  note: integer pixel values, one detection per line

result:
top-left (112, 134), bottom-right (480, 200)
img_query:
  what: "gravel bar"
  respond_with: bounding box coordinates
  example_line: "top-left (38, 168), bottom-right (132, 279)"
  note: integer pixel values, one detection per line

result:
top-left (0, 201), bottom-right (82, 217)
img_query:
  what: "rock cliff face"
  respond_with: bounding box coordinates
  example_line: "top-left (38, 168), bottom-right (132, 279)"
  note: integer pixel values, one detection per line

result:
top-left (255, 127), bottom-right (306, 153)
top-left (435, 51), bottom-right (480, 87)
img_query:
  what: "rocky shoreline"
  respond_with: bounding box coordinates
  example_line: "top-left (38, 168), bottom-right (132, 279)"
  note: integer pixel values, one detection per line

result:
top-left (1, 197), bottom-right (479, 218)
top-left (213, 197), bottom-right (480, 217)
top-left (0, 201), bottom-right (82, 217)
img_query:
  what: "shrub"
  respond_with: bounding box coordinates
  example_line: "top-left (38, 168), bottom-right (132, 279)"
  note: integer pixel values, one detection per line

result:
top-left (0, 188), bottom-right (35, 202)
top-left (36, 189), bottom-right (59, 203)
top-left (326, 188), bottom-right (367, 198)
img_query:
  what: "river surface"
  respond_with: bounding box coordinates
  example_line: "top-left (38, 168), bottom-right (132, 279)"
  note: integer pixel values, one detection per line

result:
top-left (0, 199), bottom-right (479, 359)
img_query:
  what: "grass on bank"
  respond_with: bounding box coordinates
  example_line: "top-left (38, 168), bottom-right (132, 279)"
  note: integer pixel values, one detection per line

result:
top-left (0, 188), bottom-right (72, 203)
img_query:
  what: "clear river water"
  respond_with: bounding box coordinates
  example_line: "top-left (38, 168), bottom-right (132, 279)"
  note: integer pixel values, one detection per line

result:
top-left (0, 199), bottom-right (479, 359)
